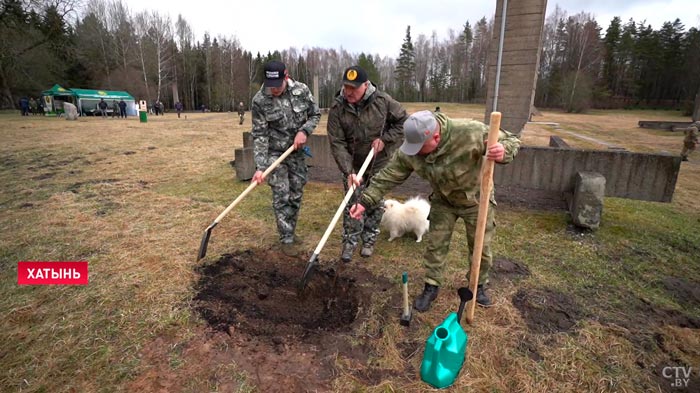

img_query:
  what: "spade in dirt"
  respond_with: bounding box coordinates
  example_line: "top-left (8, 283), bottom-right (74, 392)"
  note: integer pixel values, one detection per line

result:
top-left (299, 149), bottom-right (375, 291)
top-left (197, 145), bottom-right (295, 261)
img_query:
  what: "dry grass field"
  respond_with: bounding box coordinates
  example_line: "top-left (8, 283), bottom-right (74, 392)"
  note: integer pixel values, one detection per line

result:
top-left (1, 104), bottom-right (698, 393)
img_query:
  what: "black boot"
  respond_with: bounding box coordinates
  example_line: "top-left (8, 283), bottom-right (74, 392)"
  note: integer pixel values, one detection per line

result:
top-left (414, 283), bottom-right (439, 312)
top-left (360, 243), bottom-right (374, 258)
top-left (340, 243), bottom-right (356, 262)
top-left (476, 285), bottom-right (493, 307)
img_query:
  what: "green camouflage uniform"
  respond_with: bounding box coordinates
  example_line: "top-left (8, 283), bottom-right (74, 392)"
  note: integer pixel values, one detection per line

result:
top-left (251, 79), bottom-right (321, 244)
top-left (327, 83), bottom-right (408, 248)
top-left (237, 103), bottom-right (245, 125)
top-left (359, 112), bottom-right (521, 286)
top-left (681, 122), bottom-right (699, 160)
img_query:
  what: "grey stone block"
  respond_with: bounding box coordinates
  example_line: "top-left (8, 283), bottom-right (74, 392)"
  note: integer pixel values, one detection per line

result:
top-left (64, 102), bottom-right (78, 120)
top-left (570, 171), bottom-right (606, 229)
top-left (234, 147), bottom-right (255, 181)
top-left (549, 136), bottom-right (570, 148)
top-left (242, 131), bottom-right (253, 148)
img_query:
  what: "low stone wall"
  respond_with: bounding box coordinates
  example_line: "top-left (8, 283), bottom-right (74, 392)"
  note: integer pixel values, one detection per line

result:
top-left (638, 120), bottom-right (692, 131)
top-left (494, 146), bottom-right (680, 202)
top-left (238, 133), bottom-right (681, 203)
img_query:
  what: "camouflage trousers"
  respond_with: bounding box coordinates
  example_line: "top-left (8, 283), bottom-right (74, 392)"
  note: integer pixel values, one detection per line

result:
top-left (423, 198), bottom-right (496, 287)
top-left (681, 139), bottom-right (697, 159)
top-left (342, 176), bottom-right (383, 247)
top-left (268, 152), bottom-right (307, 243)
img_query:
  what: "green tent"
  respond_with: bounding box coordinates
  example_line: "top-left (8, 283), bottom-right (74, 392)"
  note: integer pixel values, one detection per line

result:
top-left (41, 85), bottom-right (137, 116)
top-left (69, 88), bottom-right (134, 101)
top-left (69, 88), bottom-right (136, 116)
top-left (41, 84), bottom-right (76, 115)
top-left (42, 84), bottom-right (74, 97)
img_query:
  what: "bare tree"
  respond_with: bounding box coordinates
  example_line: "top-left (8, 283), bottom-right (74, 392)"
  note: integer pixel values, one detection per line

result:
top-left (414, 33), bottom-right (430, 101)
top-left (175, 14), bottom-right (195, 109)
top-left (146, 11), bottom-right (172, 102)
top-left (85, 0), bottom-right (113, 87)
top-left (106, 0), bottom-right (132, 72)
top-left (133, 11), bottom-right (152, 102)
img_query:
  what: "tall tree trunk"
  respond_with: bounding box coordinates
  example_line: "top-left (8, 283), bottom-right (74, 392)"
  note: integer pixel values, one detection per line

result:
top-left (0, 63), bottom-right (15, 109)
top-left (568, 33), bottom-right (588, 111)
top-left (137, 41), bottom-right (151, 102)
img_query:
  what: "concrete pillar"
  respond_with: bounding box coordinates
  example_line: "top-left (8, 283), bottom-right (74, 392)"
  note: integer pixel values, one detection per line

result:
top-left (485, 0), bottom-right (548, 135)
top-left (242, 131), bottom-right (253, 148)
top-left (570, 171), bottom-right (605, 230)
top-left (693, 91), bottom-right (700, 122)
top-left (234, 147), bottom-right (256, 181)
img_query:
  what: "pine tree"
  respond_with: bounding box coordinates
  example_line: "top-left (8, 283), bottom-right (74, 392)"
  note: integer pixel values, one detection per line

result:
top-left (357, 53), bottom-right (381, 86)
top-left (603, 17), bottom-right (621, 95)
top-left (395, 25), bottom-right (416, 101)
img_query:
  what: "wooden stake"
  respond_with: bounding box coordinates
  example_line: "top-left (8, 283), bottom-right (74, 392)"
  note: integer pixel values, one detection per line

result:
top-left (466, 112), bottom-right (502, 324)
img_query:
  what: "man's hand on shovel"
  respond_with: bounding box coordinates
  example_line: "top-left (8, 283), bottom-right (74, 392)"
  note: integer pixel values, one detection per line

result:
top-left (293, 131), bottom-right (307, 150)
top-left (486, 142), bottom-right (505, 162)
top-left (299, 148), bottom-right (375, 292)
top-left (349, 203), bottom-right (365, 220)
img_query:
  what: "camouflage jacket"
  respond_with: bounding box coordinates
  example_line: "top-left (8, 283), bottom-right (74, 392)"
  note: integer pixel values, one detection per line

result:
top-left (251, 79), bottom-right (321, 171)
top-left (327, 83), bottom-right (408, 177)
top-left (684, 123), bottom-right (699, 142)
top-left (360, 112), bottom-right (521, 208)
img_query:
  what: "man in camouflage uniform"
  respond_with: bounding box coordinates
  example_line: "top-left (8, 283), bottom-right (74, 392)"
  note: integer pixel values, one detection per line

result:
top-left (237, 101), bottom-right (245, 125)
top-left (680, 121), bottom-right (699, 161)
top-left (251, 60), bottom-right (321, 256)
top-left (327, 65), bottom-right (408, 262)
top-left (349, 110), bottom-right (521, 311)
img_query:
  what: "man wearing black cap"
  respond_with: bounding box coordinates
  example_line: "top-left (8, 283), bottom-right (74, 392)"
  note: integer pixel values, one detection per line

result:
top-left (348, 110), bottom-right (521, 312)
top-left (327, 65), bottom-right (408, 262)
top-left (251, 60), bottom-right (321, 256)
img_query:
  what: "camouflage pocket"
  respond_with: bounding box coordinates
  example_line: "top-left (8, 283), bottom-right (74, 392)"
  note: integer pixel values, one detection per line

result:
top-left (265, 108), bottom-right (285, 127)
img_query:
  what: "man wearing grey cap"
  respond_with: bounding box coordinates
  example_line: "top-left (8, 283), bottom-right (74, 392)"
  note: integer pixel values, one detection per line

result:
top-left (251, 60), bottom-right (321, 256)
top-left (349, 110), bottom-right (520, 311)
top-left (327, 65), bottom-right (408, 262)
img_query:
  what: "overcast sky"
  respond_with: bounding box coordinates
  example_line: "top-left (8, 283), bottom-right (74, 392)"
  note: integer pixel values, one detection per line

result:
top-left (122, 0), bottom-right (700, 58)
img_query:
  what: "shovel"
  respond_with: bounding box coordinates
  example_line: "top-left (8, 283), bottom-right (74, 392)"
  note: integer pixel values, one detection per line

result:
top-left (465, 111), bottom-right (501, 324)
top-left (456, 287), bottom-right (474, 323)
top-left (298, 148), bottom-right (375, 291)
top-left (197, 145), bottom-right (296, 261)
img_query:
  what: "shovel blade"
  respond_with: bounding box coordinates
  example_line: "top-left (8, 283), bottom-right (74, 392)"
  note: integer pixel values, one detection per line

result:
top-left (298, 253), bottom-right (319, 291)
top-left (197, 222), bottom-right (217, 261)
top-left (456, 287), bottom-right (474, 324)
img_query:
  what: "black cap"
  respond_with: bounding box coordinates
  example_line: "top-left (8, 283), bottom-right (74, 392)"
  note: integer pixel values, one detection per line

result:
top-left (342, 66), bottom-right (368, 87)
top-left (263, 61), bottom-right (286, 88)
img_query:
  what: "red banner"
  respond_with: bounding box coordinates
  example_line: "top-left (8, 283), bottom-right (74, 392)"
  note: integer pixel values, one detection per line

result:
top-left (17, 262), bottom-right (89, 285)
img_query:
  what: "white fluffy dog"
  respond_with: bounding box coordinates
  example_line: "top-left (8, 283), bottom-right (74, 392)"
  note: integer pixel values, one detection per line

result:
top-left (380, 196), bottom-right (431, 242)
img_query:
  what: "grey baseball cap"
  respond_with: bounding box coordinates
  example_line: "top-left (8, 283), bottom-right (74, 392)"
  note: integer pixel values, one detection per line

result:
top-left (399, 110), bottom-right (438, 155)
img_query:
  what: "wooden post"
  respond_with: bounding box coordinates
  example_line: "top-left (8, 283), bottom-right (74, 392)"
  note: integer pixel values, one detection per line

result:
top-left (466, 111), bottom-right (502, 324)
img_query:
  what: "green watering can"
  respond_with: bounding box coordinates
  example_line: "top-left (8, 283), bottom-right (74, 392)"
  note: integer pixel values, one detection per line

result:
top-left (420, 287), bottom-right (473, 389)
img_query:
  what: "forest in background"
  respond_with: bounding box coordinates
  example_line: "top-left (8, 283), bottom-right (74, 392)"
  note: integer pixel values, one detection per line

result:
top-left (1, 0), bottom-right (699, 113)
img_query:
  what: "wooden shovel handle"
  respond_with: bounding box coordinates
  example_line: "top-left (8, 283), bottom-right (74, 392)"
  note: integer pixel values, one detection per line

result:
top-left (466, 112), bottom-right (501, 324)
top-left (213, 145), bottom-right (296, 224)
top-left (312, 148), bottom-right (375, 255)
